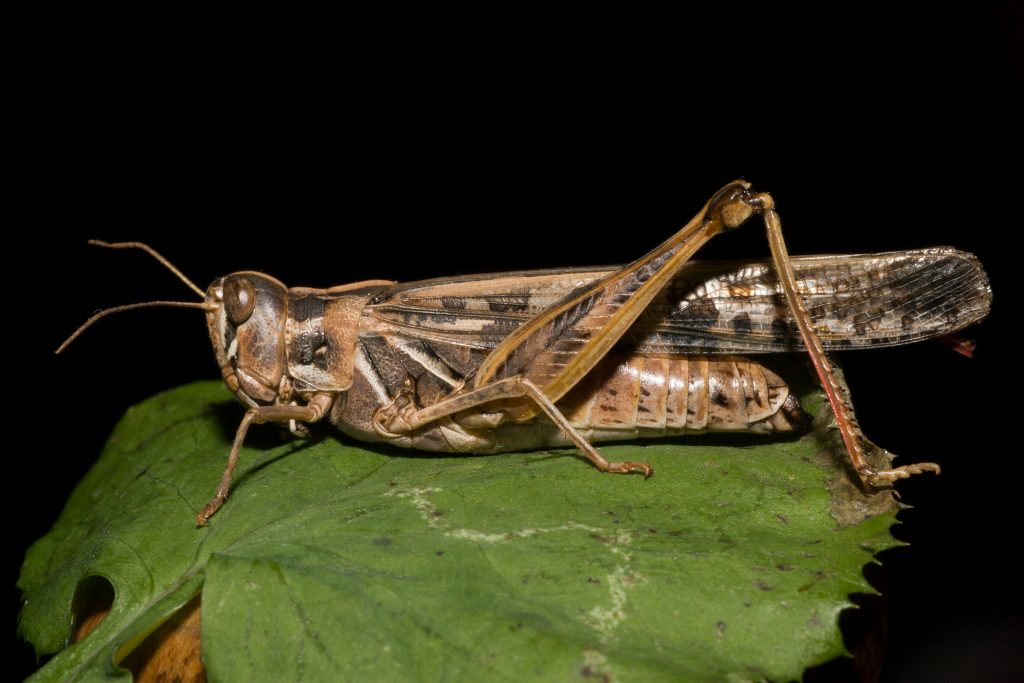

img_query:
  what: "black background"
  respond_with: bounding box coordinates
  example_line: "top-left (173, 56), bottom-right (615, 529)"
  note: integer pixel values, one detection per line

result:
top-left (12, 6), bottom-right (1022, 680)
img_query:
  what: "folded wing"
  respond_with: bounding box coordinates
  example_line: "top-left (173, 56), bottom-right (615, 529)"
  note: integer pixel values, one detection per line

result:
top-left (365, 248), bottom-right (991, 356)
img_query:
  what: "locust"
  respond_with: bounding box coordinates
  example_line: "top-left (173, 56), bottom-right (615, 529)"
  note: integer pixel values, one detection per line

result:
top-left (58, 180), bottom-right (992, 526)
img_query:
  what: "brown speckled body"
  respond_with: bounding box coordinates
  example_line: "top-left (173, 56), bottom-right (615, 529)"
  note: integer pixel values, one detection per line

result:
top-left (203, 248), bottom-right (988, 458)
top-left (236, 247), bottom-right (988, 455)
top-left (71, 188), bottom-right (994, 529)
top-left (155, 181), bottom-right (998, 527)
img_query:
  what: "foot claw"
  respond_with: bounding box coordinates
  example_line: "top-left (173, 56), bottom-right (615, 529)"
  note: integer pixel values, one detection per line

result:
top-left (605, 460), bottom-right (654, 477)
top-left (864, 462), bottom-right (941, 487)
top-left (196, 498), bottom-right (225, 527)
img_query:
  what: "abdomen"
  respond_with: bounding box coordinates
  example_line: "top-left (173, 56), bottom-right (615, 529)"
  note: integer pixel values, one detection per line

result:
top-left (333, 337), bottom-right (803, 453)
top-left (558, 354), bottom-right (801, 438)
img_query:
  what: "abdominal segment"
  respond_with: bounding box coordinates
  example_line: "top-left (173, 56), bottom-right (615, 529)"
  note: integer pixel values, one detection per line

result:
top-left (335, 346), bottom-right (803, 454)
top-left (491, 354), bottom-right (803, 451)
top-left (559, 354), bottom-right (799, 435)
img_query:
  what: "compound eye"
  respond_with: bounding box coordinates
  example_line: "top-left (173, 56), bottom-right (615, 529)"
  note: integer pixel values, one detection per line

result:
top-left (224, 276), bottom-right (256, 325)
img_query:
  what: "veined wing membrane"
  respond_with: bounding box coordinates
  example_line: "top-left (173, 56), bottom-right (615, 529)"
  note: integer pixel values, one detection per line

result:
top-left (632, 247), bottom-right (991, 353)
top-left (366, 248), bottom-right (991, 355)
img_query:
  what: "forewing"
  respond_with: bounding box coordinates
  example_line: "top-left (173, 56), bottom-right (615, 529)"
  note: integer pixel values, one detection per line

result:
top-left (630, 248), bottom-right (991, 353)
top-left (364, 268), bottom-right (602, 350)
top-left (365, 249), bottom-right (991, 355)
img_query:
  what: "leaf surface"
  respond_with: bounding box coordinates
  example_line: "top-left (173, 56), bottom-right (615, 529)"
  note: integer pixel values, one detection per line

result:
top-left (19, 376), bottom-right (899, 682)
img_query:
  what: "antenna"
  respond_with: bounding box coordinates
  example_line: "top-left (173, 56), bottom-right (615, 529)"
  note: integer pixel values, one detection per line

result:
top-left (88, 240), bottom-right (206, 298)
top-left (56, 301), bottom-right (215, 354)
top-left (56, 240), bottom-right (214, 354)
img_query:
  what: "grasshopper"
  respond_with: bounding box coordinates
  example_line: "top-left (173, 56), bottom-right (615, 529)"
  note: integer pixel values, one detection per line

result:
top-left (58, 181), bottom-right (992, 526)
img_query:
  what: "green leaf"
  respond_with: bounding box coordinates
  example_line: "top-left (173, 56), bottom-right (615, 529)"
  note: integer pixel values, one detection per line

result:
top-left (19, 374), bottom-right (900, 682)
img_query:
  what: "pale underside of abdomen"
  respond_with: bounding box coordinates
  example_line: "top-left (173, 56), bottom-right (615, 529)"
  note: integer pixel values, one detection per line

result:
top-left (335, 339), bottom-right (804, 454)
